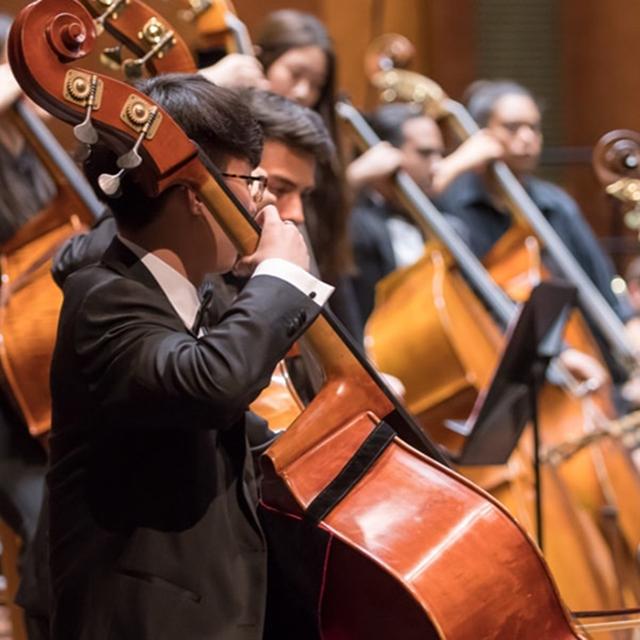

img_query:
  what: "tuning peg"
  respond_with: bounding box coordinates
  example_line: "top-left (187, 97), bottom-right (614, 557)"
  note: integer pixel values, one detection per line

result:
top-left (121, 19), bottom-right (176, 80)
top-left (97, 171), bottom-right (123, 197)
top-left (100, 46), bottom-right (123, 70)
top-left (93, 0), bottom-right (128, 37)
top-left (98, 105), bottom-right (159, 197)
top-left (119, 146), bottom-right (143, 171)
top-left (97, 144), bottom-right (143, 197)
top-left (177, 0), bottom-right (212, 22)
top-left (74, 119), bottom-right (98, 162)
top-left (122, 58), bottom-right (144, 80)
top-left (97, 149), bottom-right (144, 196)
top-left (70, 74), bottom-right (100, 160)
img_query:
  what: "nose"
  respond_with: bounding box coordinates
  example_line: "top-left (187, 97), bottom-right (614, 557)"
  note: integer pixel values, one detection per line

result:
top-left (426, 155), bottom-right (443, 184)
top-left (279, 193), bottom-right (305, 225)
top-left (291, 79), bottom-right (312, 106)
top-left (518, 125), bottom-right (539, 146)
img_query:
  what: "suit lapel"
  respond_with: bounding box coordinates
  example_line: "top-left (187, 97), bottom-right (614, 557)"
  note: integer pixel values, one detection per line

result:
top-left (102, 238), bottom-right (266, 542)
top-left (100, 237), bottom-right (199, 337)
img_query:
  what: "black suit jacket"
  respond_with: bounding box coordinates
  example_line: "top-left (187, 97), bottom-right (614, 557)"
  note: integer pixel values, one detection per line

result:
top-left (348, 192), bottom-right (471, 334)
top-left (348, 195), bottom-right (398, 332)
top-left (48, 238), bottom-right (321, 640)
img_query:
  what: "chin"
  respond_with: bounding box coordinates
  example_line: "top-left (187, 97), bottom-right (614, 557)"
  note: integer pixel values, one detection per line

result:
top-left (509, 158), bottom-right (538, 176)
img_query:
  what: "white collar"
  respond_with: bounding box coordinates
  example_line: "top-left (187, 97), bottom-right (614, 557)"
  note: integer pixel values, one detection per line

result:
top-left (118, 235), bottom-right (201, 332)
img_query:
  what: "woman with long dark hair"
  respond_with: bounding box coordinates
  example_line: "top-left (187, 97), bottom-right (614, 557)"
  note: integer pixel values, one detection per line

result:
top-left (254, 11), bottom-right (361, 336)
top-left (256, 11), bottom-right (336, 136)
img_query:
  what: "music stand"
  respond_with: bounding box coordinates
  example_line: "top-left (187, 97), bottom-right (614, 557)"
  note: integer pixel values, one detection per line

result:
top-left (444, 280), bottom-right (576, 549)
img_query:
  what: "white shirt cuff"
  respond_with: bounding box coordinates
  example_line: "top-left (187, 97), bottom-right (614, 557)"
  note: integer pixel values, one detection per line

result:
top-left (251, 258), bottom-right (334, 306)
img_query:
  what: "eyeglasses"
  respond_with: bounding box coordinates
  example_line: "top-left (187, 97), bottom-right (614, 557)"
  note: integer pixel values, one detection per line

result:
top-left (498, 121), bottom-right (542, 135)
top-left (221, 172), bottom-right (268, 203)
top-left (416, 147), bottom-right (444, 159)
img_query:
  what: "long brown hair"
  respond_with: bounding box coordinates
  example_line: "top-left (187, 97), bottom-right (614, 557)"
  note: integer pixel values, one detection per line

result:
top-left (256, 10), bottom-right (336, 138)
top-left (256, 10), bottom-right (353, 280)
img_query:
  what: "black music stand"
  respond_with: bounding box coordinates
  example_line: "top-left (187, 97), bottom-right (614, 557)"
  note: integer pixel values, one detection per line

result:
top-left (444, 280), bottom-right (576, 549)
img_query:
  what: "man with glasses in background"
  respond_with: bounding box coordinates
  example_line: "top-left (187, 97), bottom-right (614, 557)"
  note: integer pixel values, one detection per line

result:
top-left (344, 103), bottom-right (499, 331)
top-left (439, 80), bottom-right (640, 399)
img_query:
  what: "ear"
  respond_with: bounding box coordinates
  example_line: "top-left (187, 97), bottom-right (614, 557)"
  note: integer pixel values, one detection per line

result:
top-left (186, 189), bottom-right (205, 217)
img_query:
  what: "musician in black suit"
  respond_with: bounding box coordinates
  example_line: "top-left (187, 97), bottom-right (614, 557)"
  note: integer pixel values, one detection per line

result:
top-left (346, 103), bottom-right (475, 330)
top-left (48, 74), bottom-right (332, 640)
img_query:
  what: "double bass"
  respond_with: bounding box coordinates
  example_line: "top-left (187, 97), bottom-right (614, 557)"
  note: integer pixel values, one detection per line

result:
top-left (341, 36), bottom-right (640, 614)
top-left (0, 0), bottom-right (196, 437)
top-left (336, 98), bottom-right (637, 619)
top-left (593, 129), bottom-right (640, 238)
top-left (0, 91), bottom-right (103, 437)
top-left (366, 37), bottom-right (639, 376)
top-left (9, 1), bottom-right (591, 636)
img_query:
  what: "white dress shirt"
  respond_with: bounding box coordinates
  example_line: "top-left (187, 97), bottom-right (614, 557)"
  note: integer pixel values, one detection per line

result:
top-left (385, 216), bottom-right (425, 268)
top-left (118, 236), bottom-right (333, 334)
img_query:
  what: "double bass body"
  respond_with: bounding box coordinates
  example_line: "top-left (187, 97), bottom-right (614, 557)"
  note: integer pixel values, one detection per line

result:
top-left (365, 243), bottom-right (629, 612)
top-left (260, 317), bottom-right (582, 638)
top-left (353, 45), bottom-right (640, 614)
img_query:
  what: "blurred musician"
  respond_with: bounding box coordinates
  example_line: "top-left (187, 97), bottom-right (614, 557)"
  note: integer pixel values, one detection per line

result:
top-left (345, 103), bottom-right (499, 331)
top-left (346, 100), bottom-right (608, 389)
top-left (439, 80), bottom-right (640, 386)
top-left (254, 11), bottom-right (359, 336)
top-left (0, 16), bottom-right (51, 639)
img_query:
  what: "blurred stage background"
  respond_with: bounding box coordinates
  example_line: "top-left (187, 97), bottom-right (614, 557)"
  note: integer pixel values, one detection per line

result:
top-left (5, 0), bottom-right (640, 270)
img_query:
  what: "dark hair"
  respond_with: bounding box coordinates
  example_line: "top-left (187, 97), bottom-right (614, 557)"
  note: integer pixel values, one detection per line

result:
top-left (256, 11), bottom-right (336, 136)
top-left (84, 74), bottom-right (263, 229)
top-left (137, 74), bottom-right (263, 169)
top-left (240, 88), bottom-right (334, 164)
top-left (256, 11), bottom-right (352, 279)
top-left (367, 103), bottom-right (425, 148)
top-left (465, 80), bottom-right (540, 127)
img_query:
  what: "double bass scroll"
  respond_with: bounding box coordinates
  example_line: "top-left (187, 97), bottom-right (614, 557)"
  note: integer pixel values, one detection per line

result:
top-left (593, 129), bottom-right (640, 235)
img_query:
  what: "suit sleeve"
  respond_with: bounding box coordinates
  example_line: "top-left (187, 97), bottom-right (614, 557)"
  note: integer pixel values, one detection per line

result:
top-left (73, 272), bottom-right (322, 426)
